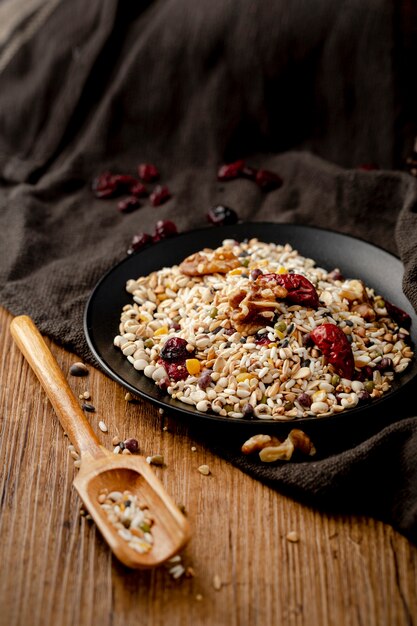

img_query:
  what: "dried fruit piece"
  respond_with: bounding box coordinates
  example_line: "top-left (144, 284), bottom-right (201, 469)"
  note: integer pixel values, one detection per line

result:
top-left (130, 182), bottom-right (148, 197)
top-left (185, 359), bottom-right (201, 375)
top-left (150, 185), bottom-right (171, 206)
top-left (384, 300), bottom-right (412, 329)
top-left (92, 172), bottom-right (119, 198)
top-left (153, 219), bottom-right (178, 241)
top-left (127, 232), bottom-right (152, 254)
top-left (207, 205), bottom-right (239, 226)
top-left (217, 159), bottom-right (245, 181)
top-left (255, 169), bottom-right (283, 191)
top-left (159, 358), bottom-right (188, 381)
top-left (310, 323), bottom-right (355, 379)
top-left (113, 174), bottom-right (138, 189)
top-left (117, 196), bottom-right (141, 213)
top-left (160, 337), bottom-right (190, 361)
top-left (92, 172), bottom-right (139, 199)
top-left (270, 273), bottom-right (320, 308)
top-left (138, 163), bottom-right (159, 182)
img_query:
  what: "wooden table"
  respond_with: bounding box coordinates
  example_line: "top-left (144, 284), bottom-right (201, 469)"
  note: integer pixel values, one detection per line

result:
top-left (1, 305), bottom-right (417, 626)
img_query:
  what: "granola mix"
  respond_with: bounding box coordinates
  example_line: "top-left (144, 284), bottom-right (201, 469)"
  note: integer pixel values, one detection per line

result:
top-left (114, 239), bottom-right (414, 420)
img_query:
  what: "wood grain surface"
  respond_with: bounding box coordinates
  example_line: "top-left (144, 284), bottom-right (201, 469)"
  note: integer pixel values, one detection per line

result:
top-left (0, 306), bottom-right (416, 626)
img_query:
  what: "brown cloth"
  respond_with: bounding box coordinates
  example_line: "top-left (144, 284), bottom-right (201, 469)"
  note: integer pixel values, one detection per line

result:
top-left (1, 0), bottom-right (417, 541)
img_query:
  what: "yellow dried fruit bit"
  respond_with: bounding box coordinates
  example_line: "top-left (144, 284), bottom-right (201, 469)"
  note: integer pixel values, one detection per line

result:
top-left (229, 268), bottom-right (243, 276)
top-left (236, 372), bottom-right (255, 383)
top-left (154, 325), bottom-right (169, 336)
top-left (186, 359), bottom-right (201, 375)
top-left (277, 266), bottom-right (287, 274)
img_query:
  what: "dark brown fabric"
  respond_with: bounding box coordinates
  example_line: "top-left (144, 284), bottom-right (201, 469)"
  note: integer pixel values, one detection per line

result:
top-left (1, 0), bottom-right (417, 541)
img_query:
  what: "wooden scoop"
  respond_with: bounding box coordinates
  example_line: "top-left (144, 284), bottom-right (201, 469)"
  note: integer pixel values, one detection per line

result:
top-left (10, 315), bottom-right (191, 569)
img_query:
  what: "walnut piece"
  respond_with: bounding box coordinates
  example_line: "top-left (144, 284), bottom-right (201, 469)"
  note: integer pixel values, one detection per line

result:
top-left (340, 279), bottom-right (376, 321)
top-left (228, 274), bottom-right (287, 333)
top-left (242, 429), bottom-right (316, 462)
top-left (179, 247), bottom-right (241, 276)
top-left (241, 434), bottom-right (280, 454)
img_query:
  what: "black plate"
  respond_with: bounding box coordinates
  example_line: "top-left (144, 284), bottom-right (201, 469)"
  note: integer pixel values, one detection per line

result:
top-left (84, 223), bottom-right (417, 429)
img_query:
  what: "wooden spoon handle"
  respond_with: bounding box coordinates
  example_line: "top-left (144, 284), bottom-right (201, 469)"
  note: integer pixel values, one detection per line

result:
top-left (10, 315), bottom-right (104, 457)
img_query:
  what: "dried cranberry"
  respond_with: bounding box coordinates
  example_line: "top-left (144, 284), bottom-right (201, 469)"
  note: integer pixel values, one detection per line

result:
top-left (123, 438), bottom-right (139, 453)
top-left (117, 196), bottom-right (141, 213)
top-left (150, 185), bottom-right (171, 206)
top-left (153, 219), bottom-right (178, 241)
top-left (92, 172), bottom-right (119, 199)
top-left (159, 359), bottom-right (188, 382)
top-left (207, 205), bottom-right (239, 226)
top-left (113, 174), bottom-right (139, 189)
top-left (310, 323), bottom-right (355, 380)
top-left (138, 163), bottom-right (159, 182)
top-left (250, 268), bottom-right (263, 281)
top-left (255, 169), bottom-right (283, 191)
top-left (169, 321), bottom-right (181, 331)
top-left (160, 337), bottom-right (190, 361)
top-left (261, 273), bottom-right (319, 309)
top-left (217, 159), bottom-right (245, 181)
top-left (130, 182), bottom-right (148, 197)
top-left (93, 172), bottom-right (140, 199)
top-left (385, 300), bottom-right (412, 329)
top-left (298, 393), bottom-right (312, 408)
top-left (127, 232), bottom-right (152, 254)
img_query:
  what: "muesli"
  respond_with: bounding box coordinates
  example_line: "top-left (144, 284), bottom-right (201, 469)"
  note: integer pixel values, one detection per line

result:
top-left (114, 239), bottom-right (414, 420)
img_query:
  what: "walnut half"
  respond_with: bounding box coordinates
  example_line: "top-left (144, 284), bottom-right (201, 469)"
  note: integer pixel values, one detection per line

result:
top-left (228, 275), bottom-right (288, 333)
top-left (179, 247), bottom-right (241, 276)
